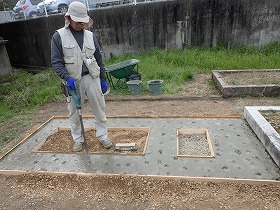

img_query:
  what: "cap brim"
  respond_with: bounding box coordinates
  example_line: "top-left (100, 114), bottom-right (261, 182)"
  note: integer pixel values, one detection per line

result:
top-left (70, 14), bottom-right (89, 23)
top-left (64, 15), bottom-right (93, 29)
top-left (85, 18), bottom-right (93, 29)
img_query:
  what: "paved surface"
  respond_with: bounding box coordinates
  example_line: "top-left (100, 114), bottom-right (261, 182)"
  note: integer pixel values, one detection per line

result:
top-left (0, 116), bottom-right (280, 180)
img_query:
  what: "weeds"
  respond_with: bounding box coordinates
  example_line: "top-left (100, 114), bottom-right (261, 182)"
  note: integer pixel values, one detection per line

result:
top-left (1, 44), bottom-right (280, 115)
top-left (0, 69), bottom-right (62, 123)
top-left (106, 44), bottom-right (280, 94)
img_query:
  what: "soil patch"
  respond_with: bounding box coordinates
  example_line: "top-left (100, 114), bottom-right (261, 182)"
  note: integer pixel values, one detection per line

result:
top-left (35, 127), bottom-right (149, 155)
top-left (260, 110), bottom-right (280, 134)
top-left (219, 70), bottom-right (280, 85)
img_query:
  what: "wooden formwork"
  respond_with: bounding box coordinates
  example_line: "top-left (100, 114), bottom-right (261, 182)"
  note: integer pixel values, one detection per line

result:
top-left (32, 126), bottom-right (150, 156)
top-left (177, 128), bottom-right (215, 158)
top-left (0, 170), bottom-right (279, 186)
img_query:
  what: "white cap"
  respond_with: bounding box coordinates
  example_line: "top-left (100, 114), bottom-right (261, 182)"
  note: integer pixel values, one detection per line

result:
top-left (64, 1), bottom-right (93, 29)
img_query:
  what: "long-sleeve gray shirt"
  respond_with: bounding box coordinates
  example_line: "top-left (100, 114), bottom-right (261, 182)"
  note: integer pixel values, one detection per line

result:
top-left (51, 26), bottom-right (106, 80)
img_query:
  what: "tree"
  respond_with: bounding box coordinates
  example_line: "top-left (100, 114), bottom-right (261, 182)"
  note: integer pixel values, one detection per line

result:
top-left (0, 0), bottom-right (18, 10)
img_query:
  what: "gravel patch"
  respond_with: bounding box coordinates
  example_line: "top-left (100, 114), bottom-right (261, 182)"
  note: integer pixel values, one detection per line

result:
top-left (178, 133), bottom-right (212, 157)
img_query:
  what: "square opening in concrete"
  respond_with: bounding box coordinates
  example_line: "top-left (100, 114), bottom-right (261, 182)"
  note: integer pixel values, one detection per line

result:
top-left (177, 128), bottom-right (215, 158)
top-left (33, 127), bottom-right (150, 156)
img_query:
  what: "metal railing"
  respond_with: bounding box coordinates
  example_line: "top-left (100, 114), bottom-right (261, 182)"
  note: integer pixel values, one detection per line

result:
top-left (0, 10), bottom-right (14, 23)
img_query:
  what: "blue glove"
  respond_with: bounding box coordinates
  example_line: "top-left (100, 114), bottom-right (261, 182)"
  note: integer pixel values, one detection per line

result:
top-left (101, 79), bottom-right (108, 94)
top-left (66, 77), bottom-right (76, 90)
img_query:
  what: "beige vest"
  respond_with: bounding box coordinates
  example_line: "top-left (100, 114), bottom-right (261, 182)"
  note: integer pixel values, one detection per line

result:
top-left (57, 28), bottom-right (100, 80)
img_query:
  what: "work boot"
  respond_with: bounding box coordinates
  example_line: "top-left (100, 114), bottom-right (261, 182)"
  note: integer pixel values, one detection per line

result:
top-left (97, 138), bottom-right (112, 149)
top-left (73, 142), bottom-right (83, 152)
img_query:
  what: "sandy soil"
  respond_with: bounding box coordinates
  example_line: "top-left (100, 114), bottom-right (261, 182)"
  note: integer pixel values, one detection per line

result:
top-left (37, 128), bottom-right (148, 155)
top-left (1, 73), bottom-right (280, 209)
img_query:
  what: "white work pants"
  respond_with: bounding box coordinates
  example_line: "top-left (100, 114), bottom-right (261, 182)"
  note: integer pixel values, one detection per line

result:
top-left (67, 74), bottom-right (108, 143)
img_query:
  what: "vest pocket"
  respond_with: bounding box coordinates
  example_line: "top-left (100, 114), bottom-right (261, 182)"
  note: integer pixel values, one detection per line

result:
top-left (63, 44), bottom-right (75, 57)
top-left (85, 46), bottom-right (95, 58)
top-left (64, 56), bottom-right (75, 64)
top-left (88, 61), bottom-right (100, 77)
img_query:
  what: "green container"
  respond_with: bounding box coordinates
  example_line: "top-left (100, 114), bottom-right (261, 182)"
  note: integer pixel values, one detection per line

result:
top-left (127, 80), bottom-right (142, 95)
top-left (148, 80), bottom-right (163, 95)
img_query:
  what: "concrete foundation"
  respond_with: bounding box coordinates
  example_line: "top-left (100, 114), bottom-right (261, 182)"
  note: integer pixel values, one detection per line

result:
top-left (0, 116), bottom-right (279, 180)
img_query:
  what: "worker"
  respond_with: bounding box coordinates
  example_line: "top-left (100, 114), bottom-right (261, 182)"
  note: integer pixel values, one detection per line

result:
top-left (51, 1), bottom-right (112, 152)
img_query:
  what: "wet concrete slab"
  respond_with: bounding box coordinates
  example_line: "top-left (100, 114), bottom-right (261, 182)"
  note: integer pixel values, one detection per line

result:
top-left (0, 116), bottom-right (279, 180)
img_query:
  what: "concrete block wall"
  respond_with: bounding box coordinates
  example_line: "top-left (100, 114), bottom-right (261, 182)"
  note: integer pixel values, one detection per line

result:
top-left (0, 0), bottom-right (280, 68)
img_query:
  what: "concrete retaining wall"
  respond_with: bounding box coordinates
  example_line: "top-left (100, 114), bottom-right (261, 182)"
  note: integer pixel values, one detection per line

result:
top-left (1, 0), bottom-right (280, 67)
top-left (244, 106), bottom-right (280, 168)
top-left (212, 70), bottom-right (280, 98)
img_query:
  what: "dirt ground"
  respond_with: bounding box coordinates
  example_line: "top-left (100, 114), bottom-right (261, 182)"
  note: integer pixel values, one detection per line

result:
top-left (0, 172), bottom-right (280, 210)
top-left (1, 73), bottom-right (280, 209)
